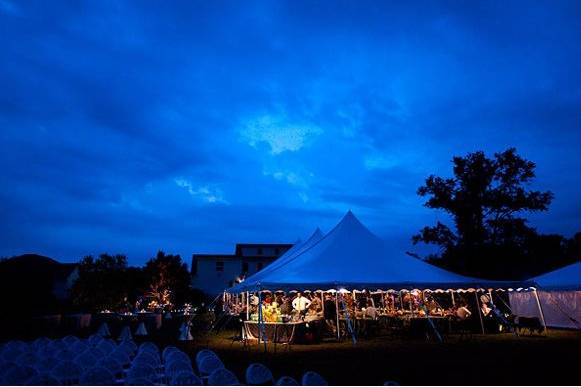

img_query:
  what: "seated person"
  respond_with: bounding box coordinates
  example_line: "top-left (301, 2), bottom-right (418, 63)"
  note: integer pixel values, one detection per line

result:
top-left (456, 303), bottom-right (472, 320)
top-left (364, 300), bottom-right (378, 320)
top-left (264, 293), bottom-right (273, 305)
top-left (481, 302), bottom-right (492, 317)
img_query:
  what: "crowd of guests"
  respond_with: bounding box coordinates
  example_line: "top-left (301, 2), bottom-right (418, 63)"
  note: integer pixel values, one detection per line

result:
top-left (224, 289), bottom-right (503, 334)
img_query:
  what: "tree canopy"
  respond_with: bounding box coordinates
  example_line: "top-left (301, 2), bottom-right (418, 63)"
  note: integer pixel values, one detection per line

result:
top-left (143, 251), bottom-right (191, 307)
top-left (70, 254), bottom-right (138, 311)
top-left (70, 251), bottom-right (193, 312)
top-left (413, 148), bottom-right (578, 279)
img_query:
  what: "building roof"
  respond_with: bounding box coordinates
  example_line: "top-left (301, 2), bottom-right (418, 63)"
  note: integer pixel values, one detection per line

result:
top-left (234, 243), bottom-right (293, 256)
top-left (193, 254), bottom-right (238, 261)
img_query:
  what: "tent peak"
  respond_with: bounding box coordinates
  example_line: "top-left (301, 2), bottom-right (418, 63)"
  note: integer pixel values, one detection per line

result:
top-left (339, 210), bottom-right (365, 227)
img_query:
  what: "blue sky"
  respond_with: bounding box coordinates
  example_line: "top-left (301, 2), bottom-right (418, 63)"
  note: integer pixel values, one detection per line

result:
top-left (1, 1), bottom-right (580, 266)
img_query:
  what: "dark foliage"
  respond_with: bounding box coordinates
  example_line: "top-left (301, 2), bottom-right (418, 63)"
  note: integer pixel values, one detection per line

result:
top-left (413, 148), bottom-right (580, 279)
top-left (70, 253), bottom-right (146, 311)
top-left (0, 254), bottom-right (72, 316)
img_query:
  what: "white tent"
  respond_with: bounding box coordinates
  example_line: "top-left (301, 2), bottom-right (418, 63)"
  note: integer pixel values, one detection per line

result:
top-left (229, 211), bottom-right (517, 292)
top-left (510, 263), bottom-right (581, 329)
top-left (535, 262), bottom-right (581, 290)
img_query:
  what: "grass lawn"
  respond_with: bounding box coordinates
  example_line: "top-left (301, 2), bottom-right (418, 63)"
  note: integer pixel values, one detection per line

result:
top-left (177, 329), bottom-right (581, 385)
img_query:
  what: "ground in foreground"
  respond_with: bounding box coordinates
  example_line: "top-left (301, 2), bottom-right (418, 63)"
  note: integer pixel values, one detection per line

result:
top-left (178, 329), bottom-right (581, 385)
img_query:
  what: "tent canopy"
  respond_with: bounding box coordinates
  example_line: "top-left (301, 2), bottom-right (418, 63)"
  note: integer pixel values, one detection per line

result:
top-left (533, 262), bottom-right (581, 290)
top-left (228, 211), bottom-right (521, 293)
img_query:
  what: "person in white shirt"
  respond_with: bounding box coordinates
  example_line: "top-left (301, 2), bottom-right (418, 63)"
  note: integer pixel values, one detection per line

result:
top-left (292, 292), bottom-right (311, 313)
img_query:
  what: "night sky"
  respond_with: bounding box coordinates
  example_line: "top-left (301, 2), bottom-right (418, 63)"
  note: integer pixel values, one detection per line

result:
top-left (1, 1), bottom-right (580, 266)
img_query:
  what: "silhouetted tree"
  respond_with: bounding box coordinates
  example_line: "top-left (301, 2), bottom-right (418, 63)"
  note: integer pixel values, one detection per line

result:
top-left (71, 254), bottom-right (134, 311)
top-left (412, 148), bottom-right (571, 279)
top-left (143, 251), bottom-right (191, 307)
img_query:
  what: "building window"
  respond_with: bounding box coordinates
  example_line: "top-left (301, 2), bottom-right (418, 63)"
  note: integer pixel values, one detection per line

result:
top-left (257, 247), bottom-right (263, 255)
top-left (257, 262), bottom-right (263, 271)
top-left (242, 261), bottom-right (249, 273)
top-left (216, 261), bottom-right (224, 272)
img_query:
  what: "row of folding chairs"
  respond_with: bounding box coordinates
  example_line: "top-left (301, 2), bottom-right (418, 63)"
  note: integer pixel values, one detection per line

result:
top-left (194, 348), bottom-right (328, 386)
top-left (1, 335), bottom-right (329, 385)
top-left (0, 335), bottom-right (194, 385)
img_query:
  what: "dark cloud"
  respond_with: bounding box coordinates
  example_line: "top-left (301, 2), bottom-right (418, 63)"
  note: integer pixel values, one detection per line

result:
top-left (0, 0), bottom-right (579, 264)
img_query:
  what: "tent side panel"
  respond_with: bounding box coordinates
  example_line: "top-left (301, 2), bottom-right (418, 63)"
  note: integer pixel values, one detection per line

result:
top-left (538, 290), bottom-right (581, 330)
top-left (509, 291), bottom-right (541, 320)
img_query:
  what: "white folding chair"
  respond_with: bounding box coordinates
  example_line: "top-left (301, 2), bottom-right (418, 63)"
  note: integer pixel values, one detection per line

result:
top-left (25, 372), bottom-right (61, 386)
top-left (276, 376), bottom-right (300, 386)
top-left (97, 338), bottom-right (116, 355)
top-left (302, 371), bottom-right (328, 386)
top-left (133, 352), bottom-right (161, 370)
top-left (96, 356), bottom-right (124, 378)
top-left (197, 355), bottom-right (224, 377)
top-left (80, 366), bottom-right (116, 386)
top-left (74, 350), bottom-right (98, 371)
top-left (124, 376), bottom-right (155, 385)
top-left (51, 361), bottom-right (82, 385)
top-left (208, 368), bottom-right (240, 386)
top-left (2, 364), bottom-right (38, 385)
top-left (245, 363), bottom-right (274, 385)
top-left (126, 363), bottom-right (157, 383)
top-left (169, 370), bottom-right (203, 386)
top-left (195, 349), bottom-right (219, 365)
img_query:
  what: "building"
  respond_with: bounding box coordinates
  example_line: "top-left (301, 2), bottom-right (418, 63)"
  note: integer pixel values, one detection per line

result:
top-left (191, 243), bottom-right (293, 295)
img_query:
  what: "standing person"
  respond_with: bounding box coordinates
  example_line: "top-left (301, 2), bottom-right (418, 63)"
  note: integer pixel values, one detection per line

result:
top-left (292, 292), bottom-right (311, 315)
top-left (364, 290), bottom-right (375, 308)
top-left (280, 295), bottom-right (292, 315)
top-left (364, 299), bottom-right (378, 320)
top-left (324, 294), bottom-right (337, 335)
top-left (309, 294), bottom-right (323, 314)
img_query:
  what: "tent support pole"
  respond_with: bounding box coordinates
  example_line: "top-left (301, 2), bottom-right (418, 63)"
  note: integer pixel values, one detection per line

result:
top-left (321, 291), bottom-right (325, 314)
top-left (246, 292), bottom-right (250, 321)
top-left (258, 290), bottom-right (267, 352)
top-left (381, 290), bottom-right (385, 311)
top-left (451, 290), bottom-right (455, 307)
top-left (532, 288), bottom-right (547, 333)
top-left (335, 291), bottom-right (340, 341)
top-left (258, 292), bottom-right (262, 344)
top-left (475, 291), bottom-right (485, 334)
top-left (399, 291), bottom-right (403, 313)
